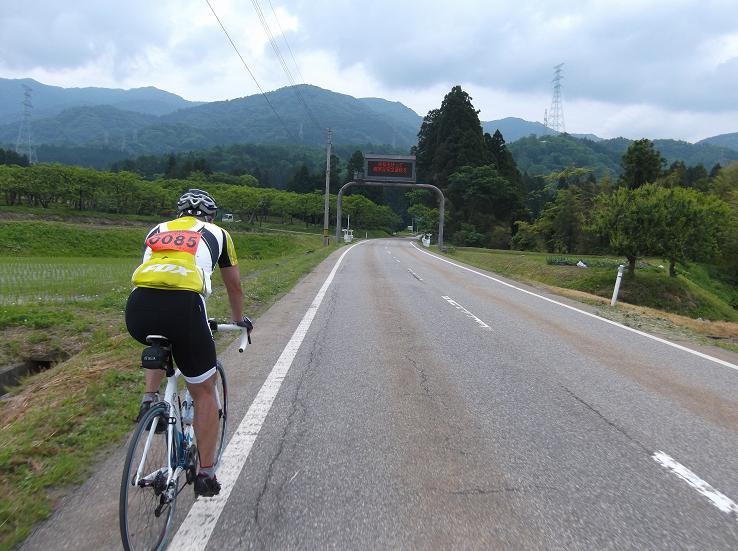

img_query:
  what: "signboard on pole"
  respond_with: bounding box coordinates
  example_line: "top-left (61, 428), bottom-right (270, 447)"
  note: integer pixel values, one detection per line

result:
top-left (364, 154), bottom-right (416, 183)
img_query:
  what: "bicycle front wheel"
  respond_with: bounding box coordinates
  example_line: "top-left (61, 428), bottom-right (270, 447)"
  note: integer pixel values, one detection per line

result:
top-left (119, 402), bottom-right (176, 551)
top-left (214, 361), bottom-right (228, 466)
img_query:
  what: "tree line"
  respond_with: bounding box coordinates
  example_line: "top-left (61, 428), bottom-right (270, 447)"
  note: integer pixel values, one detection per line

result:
top-left (0, 163), bottom-right (401, 232)
top-left (0, 148), bottom-right (29, 167)
top-left (413, 86), bottom-right (738, 282)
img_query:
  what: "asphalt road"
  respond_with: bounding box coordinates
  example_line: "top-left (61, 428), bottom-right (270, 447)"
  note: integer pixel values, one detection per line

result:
top-left (23, 238), bottom-right (738, 550)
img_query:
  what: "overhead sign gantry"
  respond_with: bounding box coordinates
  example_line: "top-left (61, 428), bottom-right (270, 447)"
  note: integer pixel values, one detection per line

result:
top-left (335, 154), bottom-right (446, 248)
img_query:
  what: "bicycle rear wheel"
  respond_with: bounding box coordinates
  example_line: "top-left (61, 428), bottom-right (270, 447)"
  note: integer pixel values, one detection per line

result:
top-left (119, 403), bottom-right (176, 551)
top-left (214, 361), bottom-right (228, 466)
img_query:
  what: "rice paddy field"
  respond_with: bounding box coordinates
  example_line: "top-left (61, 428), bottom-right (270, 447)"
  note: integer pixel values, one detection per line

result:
top-left (0, 257), bottom-right (137, 305)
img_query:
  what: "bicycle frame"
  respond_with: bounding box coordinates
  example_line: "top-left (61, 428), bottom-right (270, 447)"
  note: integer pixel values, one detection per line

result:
top-left (132, 323), bottom-right (247, 494)
top-left (133, 369), bottom-right (185, 498)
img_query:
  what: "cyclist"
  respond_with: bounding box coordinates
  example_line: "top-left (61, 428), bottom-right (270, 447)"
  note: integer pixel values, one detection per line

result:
top-left (124, 188), bottom-right (252, 497)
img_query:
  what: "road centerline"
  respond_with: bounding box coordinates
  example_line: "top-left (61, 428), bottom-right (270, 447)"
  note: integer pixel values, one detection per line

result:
top-left (652, 451), bottom-right (738, 522)
top-left (441, 296), bottom-right (492, 330)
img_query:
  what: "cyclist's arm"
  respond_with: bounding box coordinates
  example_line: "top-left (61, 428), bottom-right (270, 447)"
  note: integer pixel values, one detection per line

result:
top-left (221, 265), bottom-right (244, 322)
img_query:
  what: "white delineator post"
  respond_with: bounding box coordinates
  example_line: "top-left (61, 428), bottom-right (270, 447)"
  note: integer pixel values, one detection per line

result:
top-left (611, 264), bottom-right (625, 306)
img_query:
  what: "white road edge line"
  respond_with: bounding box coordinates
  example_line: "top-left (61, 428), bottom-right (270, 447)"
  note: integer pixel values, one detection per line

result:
top-left (170, 241), bottom-right (367, 550)
top-left (652, 451), bottom-right (738, 520)
top-left (441, 296), bottom-right (492, 330)
top-left (411, 243), bottom-right (738, 373)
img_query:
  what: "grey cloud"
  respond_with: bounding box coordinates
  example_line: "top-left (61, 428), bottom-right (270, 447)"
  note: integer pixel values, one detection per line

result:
top-left (284, 0), bottom-right (738, 112)
top-left (0, 1), bottom-right (174, 74)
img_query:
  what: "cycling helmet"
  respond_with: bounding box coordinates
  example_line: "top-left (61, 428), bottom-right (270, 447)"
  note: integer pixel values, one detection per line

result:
top-left (176, 188), bottom-right (217, 218)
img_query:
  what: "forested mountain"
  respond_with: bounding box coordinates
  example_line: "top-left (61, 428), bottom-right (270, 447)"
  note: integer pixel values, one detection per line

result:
top-left (509, 134), bottom-right (738, 177)
top-left (481, 117), bottom-right (602, 143)
top-left (157, 85), bottom-right (420, 148)
top-left (0, 84), bottom-right (422, 152)
top-left (697, 132), bottom-right (738, 151)
top-left (482, 118), bottom-right (556, 142)
top-left (2, 78), bottom-right (737, 174)
top-left (0, 78), bottom-right (199, 124)
top-left (0, 105), bottom-right (156, 147)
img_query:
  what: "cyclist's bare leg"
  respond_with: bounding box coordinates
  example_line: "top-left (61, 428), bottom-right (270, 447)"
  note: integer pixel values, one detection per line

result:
top-left (145, 369), bottom-right (165, 395)
top-left (187, 376), bottom-right (218, 468)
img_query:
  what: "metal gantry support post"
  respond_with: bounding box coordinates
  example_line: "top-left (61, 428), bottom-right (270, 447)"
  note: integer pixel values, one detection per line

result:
top-left (336, 181), bottom-right (445, 249)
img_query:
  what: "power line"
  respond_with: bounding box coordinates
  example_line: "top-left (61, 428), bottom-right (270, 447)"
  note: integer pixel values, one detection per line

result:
top-left (250, 0), bottom-right (323, 131)
top-left (203, 0), bottom-right (298, 143)
top-left (266, 0), bottom-right (307, 85)
top-left (264, 0), bottom-right (323, 130)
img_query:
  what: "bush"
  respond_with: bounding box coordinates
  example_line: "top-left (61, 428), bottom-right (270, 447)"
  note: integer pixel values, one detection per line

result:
top-left (511, 221), bottom-right (543, 251)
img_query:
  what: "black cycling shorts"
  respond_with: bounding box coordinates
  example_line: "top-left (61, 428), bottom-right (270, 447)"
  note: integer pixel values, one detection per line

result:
top-left (125, 287), bottom-right (216, 383)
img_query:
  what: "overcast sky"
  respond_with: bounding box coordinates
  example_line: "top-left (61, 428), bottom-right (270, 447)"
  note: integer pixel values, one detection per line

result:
top-left (1, 0), bottom-right (736, 142)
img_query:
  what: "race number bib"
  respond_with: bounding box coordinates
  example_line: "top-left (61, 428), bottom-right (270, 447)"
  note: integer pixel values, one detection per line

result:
top-left (146, 230), bottom-right (201, 255)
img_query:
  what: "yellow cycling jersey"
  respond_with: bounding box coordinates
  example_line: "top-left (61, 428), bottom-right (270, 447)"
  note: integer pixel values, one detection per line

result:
top-left (132, 216), bottom-right (238, 297)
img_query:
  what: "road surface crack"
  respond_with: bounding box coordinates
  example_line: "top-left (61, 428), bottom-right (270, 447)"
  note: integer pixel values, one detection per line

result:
top-left (252, 315), bottom-right (327, 528)
top-left (451, 485), bottom-right (556, 495)
top-left (406, 354), bottom-right (432, 398)
top-left (560, 385), bottom-right (649, 453)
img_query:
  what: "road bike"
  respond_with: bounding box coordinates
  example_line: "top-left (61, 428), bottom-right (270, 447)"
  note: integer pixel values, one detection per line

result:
top-left (119, 320), bottom-right (249, 551)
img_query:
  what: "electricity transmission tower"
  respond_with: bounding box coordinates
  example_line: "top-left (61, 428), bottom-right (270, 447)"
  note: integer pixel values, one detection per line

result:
top-left (15, 84), bottom-right (37, 164)
top-left (548, 63), bottom-right (565, 134)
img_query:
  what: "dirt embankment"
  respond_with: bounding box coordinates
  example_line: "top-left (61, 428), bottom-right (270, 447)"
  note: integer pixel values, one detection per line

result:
top-left (552, 285), bottom-right (738, 347)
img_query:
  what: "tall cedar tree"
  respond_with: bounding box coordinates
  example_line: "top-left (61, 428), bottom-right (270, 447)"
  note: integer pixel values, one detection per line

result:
top-left (288, 164), bottom-right (317, 193)
top-left (620, 138), bottom-right (665, 189)
top-left (0, 148), bottom-right (29, 167)
top-left (416, 86), bottom-right (487, 188)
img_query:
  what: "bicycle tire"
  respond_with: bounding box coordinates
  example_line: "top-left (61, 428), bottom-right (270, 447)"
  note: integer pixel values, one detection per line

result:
top-left (119, 402), bottom-right (176, 551)
top-left (214, 360), bottom-right (228, 466)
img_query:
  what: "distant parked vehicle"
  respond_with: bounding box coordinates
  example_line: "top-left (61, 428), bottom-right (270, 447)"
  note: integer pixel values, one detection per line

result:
top-left (222, 213), bottom-right (240, 223)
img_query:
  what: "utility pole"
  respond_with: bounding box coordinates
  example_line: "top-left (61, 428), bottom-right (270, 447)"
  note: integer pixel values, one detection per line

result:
top-left (323, 128), bottom-right (332, 246)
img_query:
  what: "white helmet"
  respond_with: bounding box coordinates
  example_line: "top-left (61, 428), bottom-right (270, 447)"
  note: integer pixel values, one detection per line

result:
top-left (176, 188), bottom-right (217, 218)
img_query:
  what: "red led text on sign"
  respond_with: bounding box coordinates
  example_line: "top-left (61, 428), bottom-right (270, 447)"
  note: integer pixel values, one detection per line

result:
top-left (366, 160), bottom-right (413, 178)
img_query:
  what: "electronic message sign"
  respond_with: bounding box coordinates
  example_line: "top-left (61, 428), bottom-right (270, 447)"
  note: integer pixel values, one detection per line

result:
top-left (363, 154), bottom-right (416, 183)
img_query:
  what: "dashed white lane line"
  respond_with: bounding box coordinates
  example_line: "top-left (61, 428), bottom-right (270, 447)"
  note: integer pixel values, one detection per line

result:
top-left (407, 268), bottom-right (423, 281)
top-left (411, 243), bottom-right (738, 373)
top-left (653, 451), bottom-right (738, 521)
top-left (394, 258), bottom-right (401, 263)
top-left (170, 241), bottom-right (367, 551)
top-left (441, 296), bottom-right (492, 331)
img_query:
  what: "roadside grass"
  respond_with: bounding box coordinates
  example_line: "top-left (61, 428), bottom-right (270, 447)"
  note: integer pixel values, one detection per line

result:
top-left (0, 220), bottom-right (336, 550)
top-left (444, 247), bottom-right (738, 323)
top-left (438, 246), bottom-right (738, 352)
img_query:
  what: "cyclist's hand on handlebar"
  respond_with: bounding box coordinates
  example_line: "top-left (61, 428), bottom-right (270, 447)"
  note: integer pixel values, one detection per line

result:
top-left (236, 316), bottom-right (253, 343)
